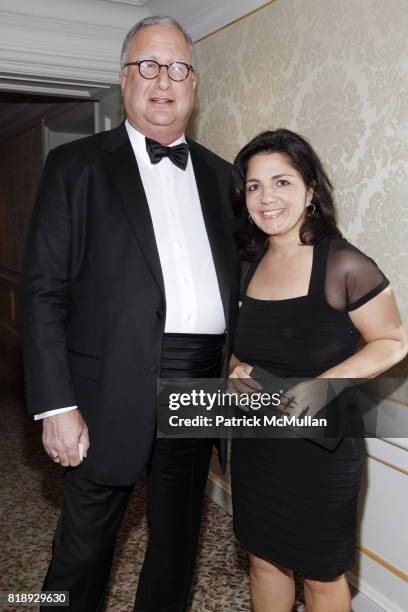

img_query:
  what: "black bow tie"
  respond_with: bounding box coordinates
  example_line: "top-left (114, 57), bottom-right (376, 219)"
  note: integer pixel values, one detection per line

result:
top-left (145, 137), bottom-right (189, 170)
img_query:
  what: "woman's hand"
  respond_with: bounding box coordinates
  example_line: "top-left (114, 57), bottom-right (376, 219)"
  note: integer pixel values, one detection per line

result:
top-left (229, 354), bottom-right (261, 395)
top-left (279, 379), bottom-right (339, 419)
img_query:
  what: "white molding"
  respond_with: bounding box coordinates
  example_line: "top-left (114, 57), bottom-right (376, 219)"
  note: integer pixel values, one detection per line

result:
top-left (366, 437), bottom-right (408, 472)
top-left (0, 9), bottom-right (125, 85)
top-left (0, 73), bottom-right (111, 89)
top-left (349, 572), bottom-right (404, 612)
top-left (0, 1), bottom-right (271, 86)
top-left (0, 0), bottom-right (148, 28)
top-left (0, 71), bottom-right (112, 99)
top-left (350, 589), bottom-right (386, 612)
top-left (102, 0), bottom-right (152, 5)
top-left (150, 0), bottom-right (270, 42)
top-left (0, 58), bottom-right (119, 86)
top-left (381, 437), bottom-right (408, 452)
top-left (0, 10), bottom-right (126, 38)
top-left (0, 79), bottom-right (100, 98)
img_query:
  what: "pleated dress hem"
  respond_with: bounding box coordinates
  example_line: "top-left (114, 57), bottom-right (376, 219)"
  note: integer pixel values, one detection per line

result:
top-left (234, 530), bottom-right (356, 580)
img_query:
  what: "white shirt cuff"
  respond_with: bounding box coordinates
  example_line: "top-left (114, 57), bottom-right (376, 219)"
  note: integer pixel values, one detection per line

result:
top-left (34, 406), bottom-right (78, 420)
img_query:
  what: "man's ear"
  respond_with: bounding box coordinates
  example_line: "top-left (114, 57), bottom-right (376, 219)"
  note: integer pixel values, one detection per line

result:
top-left (119, 70), bottom-right (126, 93)
top-left (192, 73), bottom-right (198, 92)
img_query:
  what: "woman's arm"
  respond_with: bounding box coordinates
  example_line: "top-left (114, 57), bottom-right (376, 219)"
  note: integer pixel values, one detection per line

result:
top-left (320, 287), bottom-right (408, 379)
top-left (279, 287), bottom-right (407, 418)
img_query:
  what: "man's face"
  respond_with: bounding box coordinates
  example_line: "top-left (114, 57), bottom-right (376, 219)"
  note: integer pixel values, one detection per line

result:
top-left (120, 25), bottom-right (197, 144)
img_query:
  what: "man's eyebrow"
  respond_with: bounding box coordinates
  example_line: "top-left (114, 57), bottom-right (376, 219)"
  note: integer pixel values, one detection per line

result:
top-left (137, 55), bottom-right (190, 63)
top-left (136, 54), bottom-right (159, 60)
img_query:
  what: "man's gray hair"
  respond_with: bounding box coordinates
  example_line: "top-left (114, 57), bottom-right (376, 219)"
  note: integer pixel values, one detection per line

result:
top-left (120, 15), bottom-right (195, 71)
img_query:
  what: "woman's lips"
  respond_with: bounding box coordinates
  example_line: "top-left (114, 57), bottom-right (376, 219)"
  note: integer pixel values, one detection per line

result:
top-left (260, 208), bottom-right (286, 219)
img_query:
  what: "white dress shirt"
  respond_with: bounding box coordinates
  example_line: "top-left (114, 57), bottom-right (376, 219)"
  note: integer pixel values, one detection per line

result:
top-left (35, 121), bottom-right (225, 420)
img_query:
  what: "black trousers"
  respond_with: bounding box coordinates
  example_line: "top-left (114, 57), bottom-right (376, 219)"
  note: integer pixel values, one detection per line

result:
top-left (41, 438), bottom-right (213, 611)
top-left (134, 438), bottom-right (213, 611)
top-left (41, 332), bottom-right (223, 611)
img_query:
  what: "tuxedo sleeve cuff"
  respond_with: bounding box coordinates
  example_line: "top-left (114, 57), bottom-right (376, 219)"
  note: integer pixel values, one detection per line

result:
top-left (34, 406), bottom-right (78, 420)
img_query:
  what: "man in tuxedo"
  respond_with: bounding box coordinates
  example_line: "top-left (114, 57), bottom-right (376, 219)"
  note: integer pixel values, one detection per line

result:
top-left (22, 15), bottom-right (238, 611)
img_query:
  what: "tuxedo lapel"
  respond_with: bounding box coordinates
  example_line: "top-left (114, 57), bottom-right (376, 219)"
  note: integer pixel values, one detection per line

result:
top-left (100, 124), bottom-right (165, 297)
top-left (189, 141), bottom-right (232, 320)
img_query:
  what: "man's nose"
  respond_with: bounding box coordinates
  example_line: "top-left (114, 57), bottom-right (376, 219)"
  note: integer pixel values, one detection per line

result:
top-left (157, 66), bottom-right (171, 90)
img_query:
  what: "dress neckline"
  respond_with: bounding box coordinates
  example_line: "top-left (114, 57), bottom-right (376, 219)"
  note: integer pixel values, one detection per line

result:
top-left (243, 240), bottom-right (323, 304)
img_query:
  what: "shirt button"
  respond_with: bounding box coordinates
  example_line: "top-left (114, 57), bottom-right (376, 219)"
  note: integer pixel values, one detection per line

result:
top-left (156, 310), bottom-right (163, 319)
top-left (150, 365), bottom-right (158, 373)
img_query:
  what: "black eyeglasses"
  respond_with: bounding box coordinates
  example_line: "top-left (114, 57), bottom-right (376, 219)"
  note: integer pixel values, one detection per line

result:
top-left (123, 59), bottom-right (194, 82)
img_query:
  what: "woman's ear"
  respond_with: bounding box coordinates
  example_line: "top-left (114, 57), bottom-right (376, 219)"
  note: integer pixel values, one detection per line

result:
top-left (307, 181), bottom-right (316, 204)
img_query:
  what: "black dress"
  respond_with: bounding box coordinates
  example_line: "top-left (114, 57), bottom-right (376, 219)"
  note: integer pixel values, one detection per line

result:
top-left (230, 237), bottom-right (389, 578)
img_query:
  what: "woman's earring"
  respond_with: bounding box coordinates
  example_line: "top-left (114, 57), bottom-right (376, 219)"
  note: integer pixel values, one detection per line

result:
top-left (248, 214), bottom-right (254, 224)
top-left (307, 202), bottom-right (316, 216)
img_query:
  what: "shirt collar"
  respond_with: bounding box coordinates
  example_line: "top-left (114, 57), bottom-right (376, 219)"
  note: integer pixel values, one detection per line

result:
top-left (125, 119), bottom-right (187, 166)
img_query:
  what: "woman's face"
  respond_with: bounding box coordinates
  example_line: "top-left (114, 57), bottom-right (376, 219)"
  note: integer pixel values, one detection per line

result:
top-left (245, 152), bottom-right (313, 240)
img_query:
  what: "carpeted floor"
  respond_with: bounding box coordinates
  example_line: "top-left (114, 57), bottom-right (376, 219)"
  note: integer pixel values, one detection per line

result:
top-left (0, 332), bottom-right (304, 611)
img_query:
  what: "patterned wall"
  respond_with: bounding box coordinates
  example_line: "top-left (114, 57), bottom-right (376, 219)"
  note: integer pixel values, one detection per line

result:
top-left (191, 0), bottom-right (408, 324)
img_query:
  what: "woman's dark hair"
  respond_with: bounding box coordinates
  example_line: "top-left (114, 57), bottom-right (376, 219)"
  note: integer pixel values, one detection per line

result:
top-left (232, 129), bottom-right (342, 260)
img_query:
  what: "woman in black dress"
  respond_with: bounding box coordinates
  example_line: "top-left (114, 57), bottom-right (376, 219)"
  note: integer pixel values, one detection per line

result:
top-left (229, 129), bottom-right (407, 612)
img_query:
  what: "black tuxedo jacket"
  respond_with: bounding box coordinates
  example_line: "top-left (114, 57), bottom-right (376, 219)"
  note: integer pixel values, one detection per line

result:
top-left (22, 122), bottom-right (239, 486)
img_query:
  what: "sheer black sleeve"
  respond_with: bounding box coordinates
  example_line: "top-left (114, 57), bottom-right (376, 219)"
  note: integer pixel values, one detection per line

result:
top-left (325, 239), bottom-right (390, 312)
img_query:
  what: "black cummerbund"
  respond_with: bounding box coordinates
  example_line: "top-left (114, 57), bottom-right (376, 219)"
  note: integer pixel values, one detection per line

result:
top-left (161, 333), bottom-right (225, 379)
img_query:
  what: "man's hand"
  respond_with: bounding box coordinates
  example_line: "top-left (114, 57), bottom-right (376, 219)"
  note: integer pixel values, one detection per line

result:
top-left (42, 410), bottom-right (90, 467)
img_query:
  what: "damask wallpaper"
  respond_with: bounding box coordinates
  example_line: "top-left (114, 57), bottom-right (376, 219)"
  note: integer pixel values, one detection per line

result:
top-left (191, 0), bottom-right (408, 325)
